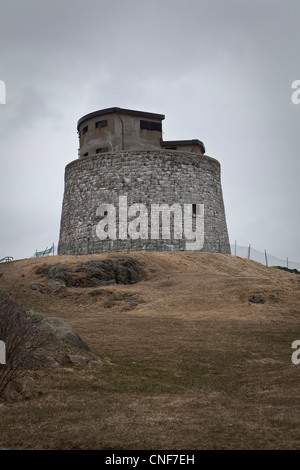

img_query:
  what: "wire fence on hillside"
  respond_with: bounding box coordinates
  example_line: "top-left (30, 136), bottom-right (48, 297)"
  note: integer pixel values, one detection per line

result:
top-left (32, 241), bottom-right (300, 272)
top-left (231, 242), bottom-right (300, 271)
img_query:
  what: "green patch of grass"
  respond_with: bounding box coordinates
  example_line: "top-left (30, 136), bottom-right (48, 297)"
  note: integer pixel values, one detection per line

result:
top-left (102, 359), bottom-right (184, 394)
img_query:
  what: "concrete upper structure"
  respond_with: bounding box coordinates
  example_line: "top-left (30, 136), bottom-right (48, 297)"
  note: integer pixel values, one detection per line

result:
top-left (162, 139), bottom-right (205, 154)
top-left (77, 107), bottom-right (205, 157)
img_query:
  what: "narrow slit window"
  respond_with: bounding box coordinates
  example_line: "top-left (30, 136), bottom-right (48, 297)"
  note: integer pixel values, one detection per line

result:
top-left (83, 152), bottom-right (89, 156)
top-left (82, 126), bottom-right (88, 134)
top-left (192, 204), bottom-right (197, 217)
top-left (95, 120), bottom-right (108, 129)
top-left (140, 120), bottom-right (162, 132)
top-left (96, 147), bottom-right (108, 154)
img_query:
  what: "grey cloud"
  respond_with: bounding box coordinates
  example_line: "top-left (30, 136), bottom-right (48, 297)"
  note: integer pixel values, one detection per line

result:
top-left (0, 0), bottom-right (299, 261)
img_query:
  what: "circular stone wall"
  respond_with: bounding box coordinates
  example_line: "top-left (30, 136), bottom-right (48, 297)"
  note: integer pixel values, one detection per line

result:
top-left (58, 150), bottom-right (231, 255)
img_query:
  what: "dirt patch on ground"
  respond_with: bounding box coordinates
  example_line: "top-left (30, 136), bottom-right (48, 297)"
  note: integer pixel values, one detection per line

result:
top-left (0, 251), bottom-right (299, 449)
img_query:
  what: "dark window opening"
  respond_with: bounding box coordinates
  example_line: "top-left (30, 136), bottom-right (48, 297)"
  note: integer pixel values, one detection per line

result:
top-left (140, 120), bottom-right (162, 132)
top-left (82, 126), bottom-right (88, 134)
top-left (95, 119), bottom-right (108, 129)
top-left (104, 210), bottom-right (108, 216)
top-left (164, 146), bottom-right (177, 150)
top-left (192, 204), bottom-right (197, 217)
top-left (83, 152), bottom-right (89, 156)
top-left (96, 147), bottom-right (108, 154)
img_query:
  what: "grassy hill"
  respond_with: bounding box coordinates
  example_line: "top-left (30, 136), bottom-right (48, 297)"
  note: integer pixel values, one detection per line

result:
top-left (0, 251), bottom-right (300, 449)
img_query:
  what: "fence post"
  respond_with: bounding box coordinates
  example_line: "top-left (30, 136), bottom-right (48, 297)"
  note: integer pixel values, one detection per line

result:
top-left (234, 240), bottom-right (237, 256)
top-left (287, 257), bottom-right (289, 269)
top-left (264, 250), bottom-right (268, 267)
top-left (248, 244), bottom-right (251, 260)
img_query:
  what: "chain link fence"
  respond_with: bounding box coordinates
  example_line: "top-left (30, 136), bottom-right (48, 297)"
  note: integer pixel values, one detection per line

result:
top-left (231, 242), bottom-right (300, 271)
top-left (38, 240), bottom-right (299, 272)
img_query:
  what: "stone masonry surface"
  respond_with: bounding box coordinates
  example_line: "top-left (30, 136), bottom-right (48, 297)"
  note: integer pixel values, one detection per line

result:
top-left (58, 150), bottom-right (231, 255)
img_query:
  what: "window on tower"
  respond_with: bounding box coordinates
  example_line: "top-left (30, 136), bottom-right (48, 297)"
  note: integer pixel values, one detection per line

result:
top-left (140, 120), bottom-right (162, 132)
top-left (95, 120), bottom-right (108, 129)
top-left (96, 147), bottom-right (109, 154)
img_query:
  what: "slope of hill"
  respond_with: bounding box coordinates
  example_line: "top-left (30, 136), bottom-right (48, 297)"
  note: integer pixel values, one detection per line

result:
top-left (0, 251), bottom-right (299, 450)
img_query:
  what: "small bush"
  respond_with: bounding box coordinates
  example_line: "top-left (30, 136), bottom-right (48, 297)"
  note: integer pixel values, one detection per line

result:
top-left (0, 287), bottom-right (54, 398)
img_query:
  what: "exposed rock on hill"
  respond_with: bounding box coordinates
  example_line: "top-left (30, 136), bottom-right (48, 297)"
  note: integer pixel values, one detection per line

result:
top-left (27, 310), bottom-right (90, 351)
top-left (37, 256), bottom-right (144, 288)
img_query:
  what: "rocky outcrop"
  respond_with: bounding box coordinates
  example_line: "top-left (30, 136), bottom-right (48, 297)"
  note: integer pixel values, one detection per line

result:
top-left (0, 287), bottom-right (100, 375)
top-left (37, 256), bottom-right (145, 289)
top-left (27, 310), bottom-right (90, 351)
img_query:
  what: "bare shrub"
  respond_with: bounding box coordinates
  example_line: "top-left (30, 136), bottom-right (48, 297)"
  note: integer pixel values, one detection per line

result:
top-left (0, 286), bottom-right (54, 398)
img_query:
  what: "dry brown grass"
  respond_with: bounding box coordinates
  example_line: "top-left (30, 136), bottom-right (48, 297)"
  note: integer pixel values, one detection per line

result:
top-left (0, 251), bottom-right (300, 449)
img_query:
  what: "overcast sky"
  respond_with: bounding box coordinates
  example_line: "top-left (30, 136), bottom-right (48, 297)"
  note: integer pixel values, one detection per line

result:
top-left (0, 0), bottom-right (299, 262)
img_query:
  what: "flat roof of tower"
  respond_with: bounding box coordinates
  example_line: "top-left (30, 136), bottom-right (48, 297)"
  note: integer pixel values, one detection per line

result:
top-left (77, 107), bottom-right (165, 130)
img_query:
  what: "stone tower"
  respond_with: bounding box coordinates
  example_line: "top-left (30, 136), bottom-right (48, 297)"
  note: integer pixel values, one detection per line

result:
top-left (58, 107), bottom-right (230, 255)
